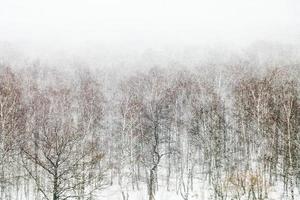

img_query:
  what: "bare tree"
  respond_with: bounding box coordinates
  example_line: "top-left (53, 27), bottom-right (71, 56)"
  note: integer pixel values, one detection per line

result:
top-left (20, 84), bottom-right (105, 200)
top-left (0, 67), bottom-right (25, 200)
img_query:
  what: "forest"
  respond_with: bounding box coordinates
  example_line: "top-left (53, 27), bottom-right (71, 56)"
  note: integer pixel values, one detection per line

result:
top-left (0, 49), bottom-right (300, 200)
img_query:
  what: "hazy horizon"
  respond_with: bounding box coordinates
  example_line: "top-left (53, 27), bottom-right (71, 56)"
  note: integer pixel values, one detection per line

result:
top-left (1, 0), bottom-right (300, 50)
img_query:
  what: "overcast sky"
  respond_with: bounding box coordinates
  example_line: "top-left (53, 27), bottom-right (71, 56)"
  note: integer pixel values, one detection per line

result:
top-left (0, 0), bottom-right (300, 49)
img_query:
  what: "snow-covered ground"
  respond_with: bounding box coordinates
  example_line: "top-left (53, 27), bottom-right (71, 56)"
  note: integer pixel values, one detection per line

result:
top-left (98, 184), bottom-right (211, 200)
top-left (95, 180), bottom-right (300, 200)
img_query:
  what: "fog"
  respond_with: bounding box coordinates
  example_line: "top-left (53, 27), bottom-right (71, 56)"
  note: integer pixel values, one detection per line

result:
top-left (1, 0), bottom-right (300, 50)
top-left (0, 0), bottom-right (300, 73)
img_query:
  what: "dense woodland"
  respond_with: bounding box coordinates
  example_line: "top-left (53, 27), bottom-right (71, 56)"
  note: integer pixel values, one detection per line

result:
top-left (0, 56), bottom-right (300, 200)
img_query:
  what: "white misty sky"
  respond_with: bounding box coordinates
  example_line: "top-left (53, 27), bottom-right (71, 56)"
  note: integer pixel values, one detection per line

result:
top-left (0, 0), bottom-right (300, 48)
